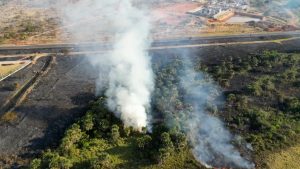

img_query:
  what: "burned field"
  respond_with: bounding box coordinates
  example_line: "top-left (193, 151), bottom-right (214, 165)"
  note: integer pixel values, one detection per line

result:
top-left (150, 39), bottom-right (300, 168)
top-left (0, 55), bottom-right (97, 167)
top-left (0, 39), bottom-right (299, 168)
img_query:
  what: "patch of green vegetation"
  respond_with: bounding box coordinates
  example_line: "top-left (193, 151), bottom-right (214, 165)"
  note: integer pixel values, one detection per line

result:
top-left (201, 50), bottom-right (300, 165)
top-left (0, 20), bottom-right (44, 44)
top-left (30, 98), bottom-right (202, 169)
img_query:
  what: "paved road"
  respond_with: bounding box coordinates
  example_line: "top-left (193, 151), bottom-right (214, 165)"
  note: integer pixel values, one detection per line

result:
top-left (0, 31), bottom-right (300, 54)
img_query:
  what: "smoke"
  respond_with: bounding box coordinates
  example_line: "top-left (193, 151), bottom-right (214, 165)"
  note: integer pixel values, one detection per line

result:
top-left (37, 0), bottom-right (255, 167)
top-left (178, 58), bottom-right (254, 168)
top-left (55, 0), bottom-right (154, 130)
top-left (104, 2), bottom-right (154, 129)
top-left (58, 0), bottom-right (254, 166)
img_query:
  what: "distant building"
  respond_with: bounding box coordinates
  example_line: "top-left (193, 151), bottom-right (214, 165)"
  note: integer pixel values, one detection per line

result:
top-left (188, 0), bottom-right (250, 21)
top-left (213, 9), bottom-right (235, 22)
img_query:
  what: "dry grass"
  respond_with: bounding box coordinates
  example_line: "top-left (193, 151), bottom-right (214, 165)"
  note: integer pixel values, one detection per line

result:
top-left (0, 112), bottom-right (18, 123)
top-left (201, 23), bottom-right (261, 35)
top-left (0, 64), bottom-right (23, 79)
top-left (266, 145), bottom-right (300, 169)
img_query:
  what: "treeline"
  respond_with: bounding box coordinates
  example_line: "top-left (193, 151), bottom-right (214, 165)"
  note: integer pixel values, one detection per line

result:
top-left (30, 97), bottom-right (200, 169)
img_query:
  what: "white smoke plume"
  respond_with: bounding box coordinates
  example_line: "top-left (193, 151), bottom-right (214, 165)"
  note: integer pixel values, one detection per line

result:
top-left (179, 58), bottom-right (254, 169)
top-left (56, 0), bottom-right (254, 166)
top-left (105, 2), bottom-right (154, 129)
top-left (55, 0), bottom-right (154, 130)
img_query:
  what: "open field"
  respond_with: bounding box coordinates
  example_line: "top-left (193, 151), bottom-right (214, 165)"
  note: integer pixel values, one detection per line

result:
top-left (1, 0), bottom-right (298, 46)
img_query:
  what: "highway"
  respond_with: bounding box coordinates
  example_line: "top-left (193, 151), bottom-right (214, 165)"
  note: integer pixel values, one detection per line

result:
top-left (0, 31), bottom-right (300, 55)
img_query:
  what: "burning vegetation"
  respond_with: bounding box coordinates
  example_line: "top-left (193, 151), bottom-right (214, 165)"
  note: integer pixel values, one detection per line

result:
top-left (0, 0), bottom-right (300, 169)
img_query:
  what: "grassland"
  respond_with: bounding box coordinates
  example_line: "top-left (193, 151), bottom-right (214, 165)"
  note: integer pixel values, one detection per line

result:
top-left (265, 145), bottom-right (300, 169)
top-left (0, 64), bottom-right (24, 80)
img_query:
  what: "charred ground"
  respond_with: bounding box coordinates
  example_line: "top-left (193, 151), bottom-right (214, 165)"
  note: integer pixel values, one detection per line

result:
top-left (0, 55), bottom-right (97, 167)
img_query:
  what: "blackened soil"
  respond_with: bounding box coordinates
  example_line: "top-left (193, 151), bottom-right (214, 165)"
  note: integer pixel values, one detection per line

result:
top-left (0, 56), bottom-right (98, 168)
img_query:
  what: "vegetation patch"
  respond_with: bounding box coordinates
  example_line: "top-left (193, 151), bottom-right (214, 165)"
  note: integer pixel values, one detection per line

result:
top-left (199, 50), bottom-right (300, 166)
top-left (0, 64), bottom-right (23, 80)
top-left (30, 98), bottom-right (202, 169)
top-left (265, 145), bottom-right (300, 169)
top-left (0, 112), bottom-right (18, 123)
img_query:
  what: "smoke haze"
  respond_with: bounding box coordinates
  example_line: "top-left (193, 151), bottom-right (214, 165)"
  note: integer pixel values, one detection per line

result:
top-left (56, 0), bottom-right (253, 167)
top-left (44, 0), bottom-right (255, 167)
top-left (179, 58), bottom-right (254, 168)
top-left (57, 0), bottom-right (154, 130)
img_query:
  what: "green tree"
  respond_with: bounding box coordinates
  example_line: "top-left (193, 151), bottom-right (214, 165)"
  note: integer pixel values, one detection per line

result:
top-left (170, 132), bottom-right (187, 150)
top-left (60, 124), bottom-right (83, 155)
top-left (227, 93), bottom-right (236, 103)
top-left (111, 124), bottom-right (120, 144)
top-left (90, 153), bottom-right (112, 169)
top-left (123, 127), bottom-right (131, 137)
top-left (82, 111), bottom-right (94, 131)
top-left (161, 132), bottom-right (174, 150)
top-left (158, 148), bottom-right (171, 163)
top-left (30, 159), bottom-right (41, 169)
top-left (136, 135), bottom-right (152, 150)
top-left (49, 156), bottom-right (73, 169)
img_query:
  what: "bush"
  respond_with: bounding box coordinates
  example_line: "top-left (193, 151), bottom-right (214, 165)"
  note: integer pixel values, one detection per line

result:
top-left (111, 124), bottom-right (120, 144)
top-left (30, 159), bottom-right (41, 169)
top-left (81, 111), bottom-right (94, 131)
top-left (60, 124), bottom-right (83, 155)
top-left (89, 153), bottom-right (112, 169)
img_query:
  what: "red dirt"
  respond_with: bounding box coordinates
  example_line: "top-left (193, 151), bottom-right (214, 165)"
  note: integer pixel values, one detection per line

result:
top-left (151, 2), bottom-right (201, 25)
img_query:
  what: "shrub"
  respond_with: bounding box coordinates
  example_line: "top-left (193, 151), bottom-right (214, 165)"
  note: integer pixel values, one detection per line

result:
top-left (60, 124), bottom-right (83, 155)
top-left (111, 124), bottom-right (120, 144)
top-left (29, 159), bottom-right (41, 169)
top-left (89, 153), bottom-right (112, 169)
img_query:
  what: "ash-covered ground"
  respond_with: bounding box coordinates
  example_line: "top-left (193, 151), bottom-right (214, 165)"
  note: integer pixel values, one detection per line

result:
top-left (0, 55), bottom-right (97, 167)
